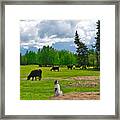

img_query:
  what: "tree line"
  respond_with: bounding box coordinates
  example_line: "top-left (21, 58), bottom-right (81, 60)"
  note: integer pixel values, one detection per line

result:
top-left (20, 46), bottom-right (98, 67)
top-left (20, 20), bottom-right (100, 69)
top-left (20, 46), bottom-right (77, 66)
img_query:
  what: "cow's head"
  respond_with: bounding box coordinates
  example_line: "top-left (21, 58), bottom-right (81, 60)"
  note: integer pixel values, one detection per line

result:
top-left (27, 75), bottom-right (30, 80)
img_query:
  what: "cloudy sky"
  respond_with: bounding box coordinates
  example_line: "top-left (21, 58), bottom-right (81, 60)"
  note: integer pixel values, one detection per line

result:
top-left (20, 20), bottom-right (97, 54)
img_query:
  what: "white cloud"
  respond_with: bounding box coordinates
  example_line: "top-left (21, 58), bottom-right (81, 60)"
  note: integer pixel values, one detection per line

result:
top-left (75, 20), bottom-right (96, 45)
top-left (22, 46), bottom-right (29, 49)
top-left (21, 36), bottom-right (74, 49)
top-left (20, 20), bottom-right (97, 50)
top-left (49, 35), bottom-right (57, 39)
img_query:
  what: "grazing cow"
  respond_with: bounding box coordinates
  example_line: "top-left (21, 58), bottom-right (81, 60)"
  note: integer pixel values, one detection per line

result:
top-left (54, 80), bottom-right (63, 96)
top-left (50, 66), bottom-right (59, 71)
top-left (27, 69), bottom-right (42, 81)
top-left (67, 65), bottom-right (73, 70)
top-left (38, 64), bottom-right (42, 67)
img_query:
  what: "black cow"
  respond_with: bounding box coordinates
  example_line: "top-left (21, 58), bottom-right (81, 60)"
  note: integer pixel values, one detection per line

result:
top-left (38, 64), bottom-right (42, 67)
top-left (27, 69), bottom-right (42, 81)
top-left (50, 66), bottom-right (59, 71)
top-left (67, 65), bottom-right (73, 70)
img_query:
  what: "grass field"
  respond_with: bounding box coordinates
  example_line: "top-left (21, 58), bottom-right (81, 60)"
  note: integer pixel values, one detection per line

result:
top-left (20, 65), bottom-right (100, 100)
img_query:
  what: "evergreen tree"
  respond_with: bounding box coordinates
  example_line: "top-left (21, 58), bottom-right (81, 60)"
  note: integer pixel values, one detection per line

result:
top-left (21, 55), bottom-right (27, 65)
top-left (20, 53), bottom-right (22, 65)
top-left (74, 31), bottom-right (88, 68)
top-left (25, 50), bottom-right (29, 65)
top-left (95, 20), bottom-right (100, 69)
top-left (37, 48), bottom-right (42, 65)
top-left (88, 49), bottom-right (96, 67)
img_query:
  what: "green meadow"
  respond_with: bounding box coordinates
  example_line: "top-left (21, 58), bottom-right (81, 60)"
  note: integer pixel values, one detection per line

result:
top-left (20, 65), bottom-right (100, 100)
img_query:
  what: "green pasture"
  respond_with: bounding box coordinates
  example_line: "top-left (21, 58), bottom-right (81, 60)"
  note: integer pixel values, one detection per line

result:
top-left (20, 65), bottom-right (100, 100)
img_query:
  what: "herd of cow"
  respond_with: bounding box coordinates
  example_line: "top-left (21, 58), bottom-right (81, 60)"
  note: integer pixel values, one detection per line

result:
top-left (27, 65), bottom-right (85, 81)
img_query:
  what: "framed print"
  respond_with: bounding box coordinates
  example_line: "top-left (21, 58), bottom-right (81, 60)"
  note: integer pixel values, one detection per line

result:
top-left (0, 0), bottom-right (119, 119)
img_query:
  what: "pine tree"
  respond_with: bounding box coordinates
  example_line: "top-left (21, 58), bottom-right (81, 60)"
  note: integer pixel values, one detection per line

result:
top-left (74, 31), bottom-right (88, 68)
top-left (20, 53), bottom-right (22, 65)
top-left (95, 20), bottom-right (100, 69)
top-left (25, 50), bottom-right (29, 65)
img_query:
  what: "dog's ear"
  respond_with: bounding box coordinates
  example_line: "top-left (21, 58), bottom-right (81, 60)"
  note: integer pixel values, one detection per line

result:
top-left (54, 80), bottom-right (57, 84)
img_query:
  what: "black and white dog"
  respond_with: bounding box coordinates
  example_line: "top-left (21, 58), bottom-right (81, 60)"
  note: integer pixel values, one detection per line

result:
top-left (54, 80), bottom-right (63, 96)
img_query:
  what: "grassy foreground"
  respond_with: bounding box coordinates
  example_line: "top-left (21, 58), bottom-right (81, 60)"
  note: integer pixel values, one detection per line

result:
top-left (20, 65), bottom-right (100, 100)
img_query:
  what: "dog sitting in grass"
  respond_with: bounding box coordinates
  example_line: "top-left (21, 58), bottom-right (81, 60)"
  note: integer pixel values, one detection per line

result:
top-left (54, 80), bottom-right (63, 96)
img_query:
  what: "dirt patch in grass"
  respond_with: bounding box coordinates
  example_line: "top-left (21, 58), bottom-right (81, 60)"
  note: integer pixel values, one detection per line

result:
top-left (68, 80), bottom-right (99, 87)
top-left (72, 76), bottom-right (99, 81)
top-left (51, 92), bottom-right (100, 100)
